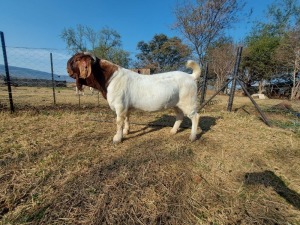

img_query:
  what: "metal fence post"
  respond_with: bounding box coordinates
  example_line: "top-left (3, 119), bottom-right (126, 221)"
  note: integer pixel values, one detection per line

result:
top-left (227, 46), bottom-right (243, 112)
top-left (200, 62), bottom-right (208, 105)
top-left (0, 31), bottom-right (14, 113)
top-left (237, 77), bottom-right (271, 126)
top-left (78, 94), bottom-right (81, 107)
top-left (50, 53), bottom-right (56, 105)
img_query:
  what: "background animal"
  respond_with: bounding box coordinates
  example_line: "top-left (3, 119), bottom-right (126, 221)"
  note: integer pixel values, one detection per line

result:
top-left (75, 86), bottom-right (95, 95)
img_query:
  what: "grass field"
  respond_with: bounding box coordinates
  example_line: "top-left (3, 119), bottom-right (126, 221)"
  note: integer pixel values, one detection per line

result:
top-left (0, 86), bottom-right (300, 224)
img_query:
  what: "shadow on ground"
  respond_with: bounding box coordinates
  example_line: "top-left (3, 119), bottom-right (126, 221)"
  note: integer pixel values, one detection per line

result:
top-left (148, 114), bottom-right (217, 131)
top-left (124, 115), bottom-right (218, 140)
top-left (244, 170), bottom-right (300, 209)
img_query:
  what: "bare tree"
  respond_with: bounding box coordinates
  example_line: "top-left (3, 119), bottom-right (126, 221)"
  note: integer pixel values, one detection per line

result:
top-left (206, 39), bottom-right (235, 91)
top-left (61, 24), bottom-right (87, 53)
top-left (292, 48), bottom-right (300, 99)
top-left (173, 0), bottom-right (245, 66)
top-left (84, 26), bottom-right (99, 53)
top-left (60, 25), bottom-right (121, 55)
top-left (61, 25), bottom-right (130, 67)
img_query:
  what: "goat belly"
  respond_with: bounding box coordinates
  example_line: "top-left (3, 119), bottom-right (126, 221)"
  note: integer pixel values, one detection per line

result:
top-left (130, 88), bottom-right (180, 112)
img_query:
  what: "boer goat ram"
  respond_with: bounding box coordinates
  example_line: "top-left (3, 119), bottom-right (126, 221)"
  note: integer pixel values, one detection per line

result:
top-left (67, 52), bottom-right (202, 143)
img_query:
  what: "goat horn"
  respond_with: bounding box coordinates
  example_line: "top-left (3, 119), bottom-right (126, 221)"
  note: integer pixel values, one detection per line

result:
top-left (83, 52), bottom-right (97, 63)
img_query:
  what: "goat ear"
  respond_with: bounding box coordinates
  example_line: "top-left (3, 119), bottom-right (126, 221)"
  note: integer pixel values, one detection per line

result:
top-left (78, 57), bottom-right (92, 79)
top-left (67, 53), bottom-right (83, 79)
top-left (66, 57), bottom-right (75, 77)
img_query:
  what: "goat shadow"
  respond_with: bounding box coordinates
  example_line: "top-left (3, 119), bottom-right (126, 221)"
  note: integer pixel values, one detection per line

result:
top-left (127, 115), bottom-right (217, 139)
top-left (244, 170), bottom-right (300, 209)
top-left (149, 115), bottom-right (217, 132)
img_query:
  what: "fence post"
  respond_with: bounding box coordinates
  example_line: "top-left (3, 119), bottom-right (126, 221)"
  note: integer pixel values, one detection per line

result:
top-left (0, 31), bottom-right (14, 113)
top-left (78, 94), bottom-right (81, 107)
top-left (200, 62), bottom-right (208, 105)
top-left (237, 78), bottom-right (271, 126)
top-left (227, 46), bottom-right (243, 112)
top-left (50, 53), bottom-right (56, 105)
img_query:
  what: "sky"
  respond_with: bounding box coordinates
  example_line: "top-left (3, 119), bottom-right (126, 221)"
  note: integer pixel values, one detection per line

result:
top-left (0, 0), bottom-right (279, 51)
top-left (0, 0), bottom-right (287, 75)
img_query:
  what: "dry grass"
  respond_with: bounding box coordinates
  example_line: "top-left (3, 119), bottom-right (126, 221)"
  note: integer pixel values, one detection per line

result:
top-left (0, 87), bottom-right (300, 224)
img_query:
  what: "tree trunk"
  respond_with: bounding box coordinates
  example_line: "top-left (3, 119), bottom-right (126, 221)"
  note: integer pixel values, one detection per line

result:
top-left (290, 51), bottom-right (299, 100)
top-left (292, 80), bottom-right (300, 100)
top-left (258, 80), bottom-right (264, 94)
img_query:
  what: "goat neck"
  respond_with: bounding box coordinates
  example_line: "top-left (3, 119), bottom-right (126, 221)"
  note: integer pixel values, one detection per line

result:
top-left (85, 58), bottom-right (119, 99)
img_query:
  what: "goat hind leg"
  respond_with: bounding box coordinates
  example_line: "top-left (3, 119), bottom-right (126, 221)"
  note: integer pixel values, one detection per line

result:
top-left (170, 107), bottom-right (184, 134)
top-left (189, 113), bottom-right (200, 141)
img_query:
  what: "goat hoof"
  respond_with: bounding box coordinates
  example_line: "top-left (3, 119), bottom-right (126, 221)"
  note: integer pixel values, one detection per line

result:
top-left (113, 135), bottom-right (122, 144)
top-left (170, 129), bottom-right (177, 134)
top-left (123, 129), bottom-right (129, 135)
top-left (189, 135), bottom-right (197, 142)
top-left (113, 139), bottom-right (122, 144)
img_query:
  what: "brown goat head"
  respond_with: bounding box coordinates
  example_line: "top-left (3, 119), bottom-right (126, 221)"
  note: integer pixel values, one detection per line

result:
top-left (67, 52), bottom-right (98, 91)
top-left (67, 52), bottom-right (96, 79)
top-left (77, 55), bottom-right (94, 79)
top-left (67, 52), bottom-right (119, 99)
top-left (66, 52), bottom-right (82, 79)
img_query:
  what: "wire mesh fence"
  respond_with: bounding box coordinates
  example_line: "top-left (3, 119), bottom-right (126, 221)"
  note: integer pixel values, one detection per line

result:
top-left (1, 33), bottom-right (299, 113)
top-left (0, 43), bottom-right (104, 111)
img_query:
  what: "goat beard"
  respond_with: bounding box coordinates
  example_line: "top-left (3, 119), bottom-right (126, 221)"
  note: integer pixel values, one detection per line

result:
top-left (76, 78), bottom-right (87, 91)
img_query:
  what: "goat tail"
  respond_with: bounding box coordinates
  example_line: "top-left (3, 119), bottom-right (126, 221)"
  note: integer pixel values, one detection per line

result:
top-left (186, 60), bottom-right (201, 80)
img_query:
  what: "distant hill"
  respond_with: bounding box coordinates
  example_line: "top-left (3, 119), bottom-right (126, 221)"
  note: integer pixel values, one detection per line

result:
top-left (0, 64), bottom-right (74, 83)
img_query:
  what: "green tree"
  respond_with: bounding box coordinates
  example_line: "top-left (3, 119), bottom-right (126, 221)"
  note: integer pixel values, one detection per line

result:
top-left (135, 34), bottom-right (191, 73)
top-left (243, 33), bottom-right (280, 93)
top-left (242, 0), bottom-right (300, 96)
top-left (266, 0), bottom-right (300, 99)
top-left (274, 29), bottom-right (300, 99)
top-left (93, 27), bottom-right (130, 67)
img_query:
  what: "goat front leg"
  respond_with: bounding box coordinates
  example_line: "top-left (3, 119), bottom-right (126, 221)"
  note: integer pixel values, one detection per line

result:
top-left (113, 112), bottom-right (126, 144)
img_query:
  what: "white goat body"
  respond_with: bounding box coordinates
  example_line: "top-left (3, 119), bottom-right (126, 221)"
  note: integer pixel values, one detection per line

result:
top-left (67, 53), bottom-right (201, 143)
top-left (107, 68), bottom-right (198, 113)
